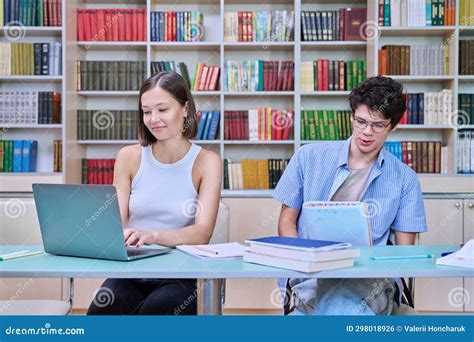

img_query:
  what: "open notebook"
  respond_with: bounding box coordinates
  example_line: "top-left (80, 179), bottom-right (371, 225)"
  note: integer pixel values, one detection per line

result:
top-left (177, 242), bottom-right (248, 260)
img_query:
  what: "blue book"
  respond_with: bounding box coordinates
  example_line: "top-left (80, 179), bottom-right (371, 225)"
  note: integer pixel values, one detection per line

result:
top-left (207, 110), bottom-right (220, 140)
top-left (12, 140), bottom-right (23, 172)
top-left (246, 236), bottom-right (351, 252)
top-left (21, 140), bottom-right (31, 172)
top-left (202, 111), bottom-right (213, 140)
top-left (28, 140), bottom-right (38, 172)
top-left (196, 111), bottom-right (208, 140)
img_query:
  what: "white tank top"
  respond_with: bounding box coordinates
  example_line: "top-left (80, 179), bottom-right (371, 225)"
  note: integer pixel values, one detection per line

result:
top-left (128, 143), bottom-right (202, 231)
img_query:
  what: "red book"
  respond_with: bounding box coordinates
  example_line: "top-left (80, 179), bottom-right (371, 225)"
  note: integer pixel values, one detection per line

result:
top-left (229, 111), bottom-right (234, 140)
top-left (244, 110), bottom-right (249, 140)
top-left (322, 59), bottom-right (329, 91)
top-left (130, 9), bottom-right (137, 41)
top-left (276, 61), bottom-right (284, 91)
top-left (166, 12), bottom-right (171, 41)
top-left (77, 9), bottom-right (85, 41)
top-left (56, 0), bottom-right (62, 26)
top-left (317, 60), bottom-right (323, 91)
top-left (203, 66), bottom-right (214, 91)
top-left (83, 9), bottom-right (92, 41)
top-left (263, 61), bottom-right (269, 91)
top-left (282, 110), bottom-right (293, 140)
top-left (224, 112), bottom-right (229, 140)
top-left (208, 66), bottom-right (220, 91)
top-left (271, 110), bottom-right (277, 140)
top-left (142, 9), bottom-right (147, 41)
top-left (339, 8), bottom-right (345, 40)
top-left (289, 61), bottom-right (294, 90)
top-left (103, 9), bottom-right (111, 41)
top-left (109, 159), bottom-right (115, 184)
top-left (273, 61), bottom-right (279, 91)
top-left (111, 9), bottom-right (119, 41)
top-left (89, 9), bottom-right (98, 41)
top-left (241, 111), bottom-right (246, 140)
top-left (172, 12), bottom-right (177, 41)
top-left (125, 9), bottom-right (132, 41)
top-left (238, 12), bottom-right (243, 42)
top-left (97, 9), bottom-right (105, 41)
top-left (43, 0), bottom-right (49, 26)
top-left (118, 9), bottom-right (126, 41)
top-left (402, 142), bottom-right (408, 164)
top-left (198, 65), bottom-right (209, 91)
top-left (48, 0), bottom-right (55, 26)
top-left (285, 61), bottom-right (293, 91)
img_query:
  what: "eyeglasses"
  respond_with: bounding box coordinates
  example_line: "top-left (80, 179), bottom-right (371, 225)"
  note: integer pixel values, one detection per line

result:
top-left (352, 115), bottom-right (391, 133)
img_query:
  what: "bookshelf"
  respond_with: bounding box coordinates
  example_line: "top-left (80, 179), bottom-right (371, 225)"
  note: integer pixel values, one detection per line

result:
top-left (1, 0), bottom-right (473, 194)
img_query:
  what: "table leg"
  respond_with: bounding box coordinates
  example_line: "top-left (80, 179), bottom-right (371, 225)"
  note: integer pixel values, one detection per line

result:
top-left (196, 278), bottom-right (224, 315)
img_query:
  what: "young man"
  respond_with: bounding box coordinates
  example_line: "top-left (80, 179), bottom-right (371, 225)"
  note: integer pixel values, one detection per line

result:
top-left (273, 76), bottom-right (427, 315)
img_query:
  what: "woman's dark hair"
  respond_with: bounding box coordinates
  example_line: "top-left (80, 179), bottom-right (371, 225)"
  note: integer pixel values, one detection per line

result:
top-left (348, 76), bottom-right (407, 127)
top-left (137, 71), bottom-right (198, 146)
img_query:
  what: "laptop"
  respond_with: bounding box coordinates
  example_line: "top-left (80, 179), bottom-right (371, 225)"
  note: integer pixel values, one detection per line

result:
top-left (32, 183), bottom-right (171, 261)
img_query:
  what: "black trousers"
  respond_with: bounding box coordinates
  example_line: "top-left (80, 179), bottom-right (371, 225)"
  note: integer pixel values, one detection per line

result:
top-left (87, 278), bottom-right (197, 315)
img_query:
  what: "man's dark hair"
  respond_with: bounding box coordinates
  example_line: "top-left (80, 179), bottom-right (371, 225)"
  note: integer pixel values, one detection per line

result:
top-left (348, 76), bottom-right (407, 127)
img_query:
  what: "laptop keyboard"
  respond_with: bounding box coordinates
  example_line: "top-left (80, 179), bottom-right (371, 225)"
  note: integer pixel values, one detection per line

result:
top-left (126, 249), bottom-right (150, 256)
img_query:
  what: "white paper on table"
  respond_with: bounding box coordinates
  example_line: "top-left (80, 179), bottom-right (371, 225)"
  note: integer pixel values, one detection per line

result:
top-left (177, 242), bottom-right (249, 260)
top-left (436, 239), bottom-right (474, 269)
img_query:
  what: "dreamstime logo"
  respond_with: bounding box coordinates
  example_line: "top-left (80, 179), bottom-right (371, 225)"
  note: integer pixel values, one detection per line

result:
top-left (4, 199), bottom-right (26, 219)
top-left (359, 21), bottom-right (380, 42)
top-left (448, 287), bottom-right (470, 308)
top-left (4, 22), bottom-right (26, 41)
top-left (92, 110), bottom-right (115, 130)
top-left (269, 287), bottom-right (292, 308)
top-left (190, 21), bottom-right (204, 42)
top-left (447, 110), bottom-right (470, 129)
top-left (271, 111), bottom-right (293, 131)
top-left (181, 198), bottom-right (204, 219)
top-left (361, 199), bottom-right (381, 219)
top-left (92, 287), bottom-right (115, 308)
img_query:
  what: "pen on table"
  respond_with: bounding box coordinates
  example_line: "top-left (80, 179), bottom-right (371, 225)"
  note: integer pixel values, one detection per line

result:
top-left (194, 246), bottom-right (218, 255)
top-left (0, 250), bottom-right (43, 261)
top-left (371, 254), bottom-right (433, 261)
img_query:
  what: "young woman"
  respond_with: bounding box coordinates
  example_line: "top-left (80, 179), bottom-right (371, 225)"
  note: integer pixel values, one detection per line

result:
top-left (87, 71), bottom-right (222, 315)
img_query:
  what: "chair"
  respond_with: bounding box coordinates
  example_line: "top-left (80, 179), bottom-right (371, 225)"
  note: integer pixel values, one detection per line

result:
top-left (0, 196), bottom-right (73, 315)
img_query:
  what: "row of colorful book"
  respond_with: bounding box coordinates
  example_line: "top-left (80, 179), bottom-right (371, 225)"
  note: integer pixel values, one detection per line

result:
top-left (195, 110), bottom-right (220, 140)
top-left (300, 60), bottom-right (366, 92)
top-left (151, 11), bottom-right (203, 42)
top-left (1, 0), bottom-right (61, 26)
top-left (224, 109), bottom-right (294, 141)
top-left (0, 42), bottom-right (62, 76)
top-left (301, 110), bottom-right (352, 141)
top-left (459, 94), bottom-right (474, 126)
top-left (0, 140), bottom-right (37, 172)
top-left (0, 91), bottom-right (61, 125)
top-left (458, 130), bottom-right (474, 173)
top-left (82, 159), bottom-right (115, 184)
top-left (224, 60), bottom-right (294, 92)
top-left (77, 8), bottom-right (146, 42)
top-left (460, 40), bottom-right (474, 75)
top-left (223, 158), bottom-right (289, 190)
top-left (76, 61), bottom-right (146, 91)
top-left (384, 141), bottom-right (445, 174)
top-left (77, 110), bottom-right (138, 141)
top-left (192, 63), bottom-right (220, 91)
top-left (378, 0), bottom-right (455, 27)
top-left (379, 44), bottom-right (449, 76)
top-left (400, 90), bottom-right (453, 125)
top-left (460, 1), bottom-right (474, 25)
top-left (224, 11), bottom-right (294, 42)
top-left (301, 8), bottom-right (366, 41)
top-left (150, 61), bottom-right (191, 88)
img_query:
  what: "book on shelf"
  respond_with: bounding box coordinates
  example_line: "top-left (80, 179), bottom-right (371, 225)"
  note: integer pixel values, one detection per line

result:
top-left (192, 63), bottom-right (220, 91)
top-left (384, 140), bottom-right (445, 173)
top-left (224, 109), bottom-right (293, 141)
top-left (224, 60), bottom-right (294, 92)
top-left (378, 0), bottom-right (455, 27)
top-left (0, 42), bottom-right (61, 76)
top-left (77, 8), bottom-right (146, 42)
top-left (223, 158), bottom-right (289, 190)
top-left (379, 44), bottom-right (449, 76)
top-left (460, 0), bottom-right (474, 26)
top-left (77, 110), bottom-right (137, 141)
top-left (53, 139), bottom-right (61, 172)
top-left (300, 60), bottom-right (366, 92)
top-left (0, 140), bottom-right (37, 172)
top-left (1, 0), bottom-right (62, 27)
top-left (224, 11), bottom-right (294, 42)
top-left (399, 90), bottom-right (453, 125)
top-left (458, 130), bottom-right (474, 174)
top-left (0, 91), bottom-right (61, 125)
top-left (459, 40), bottom-right (474, 75)
top-left (150, 11), bottom-right (204, 42)
top-left (82, 158), bottom-right (115, 184)
top-left (301, 7), bottom-right (367, 41)
top-left (195, 110), bottom-right (220, 140)
top-left (301, 110), bottom-right (352, 141)
top-left (459, 94), bottom-right (474, 126)
top-left (150, 61), bottom-right (191, 88)
top-left (76, 61), bottom-right (146, 91)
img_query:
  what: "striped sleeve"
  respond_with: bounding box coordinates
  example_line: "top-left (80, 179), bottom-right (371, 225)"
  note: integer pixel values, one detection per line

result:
top-left (391, 170), bottom-right (428, 233)
top-left (273, 147), bottom-right (305, 209)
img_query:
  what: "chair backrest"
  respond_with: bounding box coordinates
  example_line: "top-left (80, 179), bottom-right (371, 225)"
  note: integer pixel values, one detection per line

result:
top-left (209, 202), bottom-right (229, 244)
top-left (0, 196), bottom-right (42, 245)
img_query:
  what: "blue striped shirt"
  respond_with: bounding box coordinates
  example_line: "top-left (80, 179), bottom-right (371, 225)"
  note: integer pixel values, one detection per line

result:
top-left (274, 137), bottom-right (428, 243)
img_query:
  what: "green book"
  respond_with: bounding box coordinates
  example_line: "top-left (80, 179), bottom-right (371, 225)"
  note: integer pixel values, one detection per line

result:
top-left (346, 61), bottom-right (352, 91)
top-left (333, 110), bottom-right (341, 140)
top-left (327, 111), bottom-right (336, 140)
top-left (37, 0), bottom-right (44, 26)
top-left (301, 110), bottom-right (308, 140)
top-left (352, 60), bottom-right (358, 89)
top-left (223, 159), bottom-right (229, 189)
top-left (5, 140), bottom-right (13, 172)
top-left (322, 110), bottom-right (329, 140)
top-left (307, 110), bottom-right (316, 140)
top-left (317, 110), bottom-right (324, 140)
top-left (313, 61), bottom-right (318, 91)
top-left (0, 140), bottom-right (4, 172)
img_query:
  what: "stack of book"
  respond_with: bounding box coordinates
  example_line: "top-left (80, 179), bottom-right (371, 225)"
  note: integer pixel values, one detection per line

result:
top-left (0, 91), bottom-right (61, 125)
top-left (224, 60), bottom-right (294, 92)
top-left (459, 94), bottom-right (474, 126)
top-left (150, 11), bottom-right (204, 42)
top-left (400, 90), bottom-right (453, 125)
top-left (379, 44), bottom-right (449, 75)
top-left (192, 63), bottom-right (220, 91)
top-left (459, 40), bottom-right (474, 75)
top-left (77, 110), bottom-right (137, 141)
top-left (300, 60), bottom-right (366, 91)
top-left (1, 0), bottom-right (62, 26)
top-left (458, 130), bottom-right (474, 174)
top-left (53, 139), bottom-right (61, 172)
top-left (223, 158), bottom-right (289, 190)
top-left (82, 159), bottom-right (115, 184)
top-left (224, 11), bottom-right (295, 42)
top-left (460, 1), bottom-right (474, 26)
top-left (301, 8), bottom-right (367, 41)
top-left (378, 0), bottom-right (455, 27)
top-left (224, 109), bottom-right (294, 141)
top-left (76, 61), bottom-right (147, 91)
top-left (0, 42), bottom-right (62, 76)
top-left (244, 236), bottom-right (359, 273)
top-left (301, 110), bottom-right (352, 141)
top-left (384, 141), bottom-right (445, 173)
top-left (77, 8), bottom-right (146, 42)
top-left (195, 110), bottom-right (220, 140)
top-left (0, 140), bottom-right (38, 172)
top-left (150, 61), bottom-right (191, 88)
